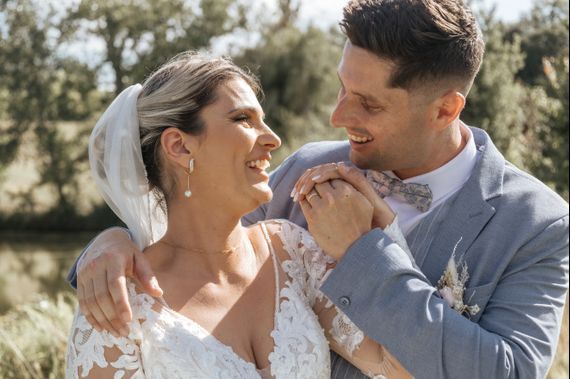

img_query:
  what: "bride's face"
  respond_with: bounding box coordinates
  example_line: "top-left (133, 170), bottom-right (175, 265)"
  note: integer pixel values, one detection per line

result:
top-left (190, 78), bottom-right (281, 210)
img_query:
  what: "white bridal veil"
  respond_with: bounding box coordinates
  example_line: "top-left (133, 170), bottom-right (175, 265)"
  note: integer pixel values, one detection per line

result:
top-left (89, 84), bottom-right (166, 250)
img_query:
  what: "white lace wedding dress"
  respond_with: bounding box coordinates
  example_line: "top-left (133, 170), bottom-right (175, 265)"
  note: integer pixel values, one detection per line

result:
top-left (66, 220), bottom-right (411, 378)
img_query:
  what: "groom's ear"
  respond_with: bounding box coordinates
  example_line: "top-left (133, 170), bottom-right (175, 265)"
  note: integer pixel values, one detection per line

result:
top-left (160, 128), bottom-right (197, 168)
top-left (431, 90), bottom-right (466, 130)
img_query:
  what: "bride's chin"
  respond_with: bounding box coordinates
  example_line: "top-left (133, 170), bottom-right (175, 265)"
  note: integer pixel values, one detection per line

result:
top-left (251, 183), bottom-right (273, 203)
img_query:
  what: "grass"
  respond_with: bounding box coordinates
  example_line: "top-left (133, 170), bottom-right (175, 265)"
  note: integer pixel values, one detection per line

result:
top-left (0, 294), bottom-right (567, 378)
top-left (0, 294), bottom-right (75, 379)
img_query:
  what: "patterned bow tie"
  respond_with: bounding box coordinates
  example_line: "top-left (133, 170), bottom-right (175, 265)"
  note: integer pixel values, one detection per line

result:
top-left (366, 170), bottom-right (433, 212)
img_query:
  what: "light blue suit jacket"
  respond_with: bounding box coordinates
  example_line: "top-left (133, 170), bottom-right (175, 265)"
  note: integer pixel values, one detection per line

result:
top-left (243, 127), bottom-right (569, 379)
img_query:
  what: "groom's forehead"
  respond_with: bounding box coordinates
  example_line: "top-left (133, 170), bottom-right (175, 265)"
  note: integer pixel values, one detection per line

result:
top-left (339, 42), bottom-right (394, 87)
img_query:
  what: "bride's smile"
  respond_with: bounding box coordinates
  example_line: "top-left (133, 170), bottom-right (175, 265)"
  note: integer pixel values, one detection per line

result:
top-left (164, 77), bottom-right (281, 214)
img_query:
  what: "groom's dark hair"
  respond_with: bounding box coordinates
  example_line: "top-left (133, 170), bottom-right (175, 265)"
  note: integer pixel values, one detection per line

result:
top-left (341, 0), bottom-right (485, 95)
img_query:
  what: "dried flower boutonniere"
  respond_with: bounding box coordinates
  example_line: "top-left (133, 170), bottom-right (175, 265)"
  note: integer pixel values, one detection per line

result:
top-left (436, 238), bottom-right (480, 317)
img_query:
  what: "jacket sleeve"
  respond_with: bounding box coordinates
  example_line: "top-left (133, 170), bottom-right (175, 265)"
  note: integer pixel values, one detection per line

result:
top-left (320, 215), bottom-right (569, 378)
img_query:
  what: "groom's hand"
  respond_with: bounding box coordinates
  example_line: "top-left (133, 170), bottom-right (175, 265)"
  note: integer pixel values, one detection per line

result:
top-left (298, 178), bottom-right (374, 260)
top-left (294, 162), bottom-right (396, 230)
top-left (77, 228), bottom-right (163, 337)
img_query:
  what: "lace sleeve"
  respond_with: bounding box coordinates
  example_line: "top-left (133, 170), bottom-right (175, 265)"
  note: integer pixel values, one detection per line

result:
top-left (66, 284), bottom-right (148, 378)
top-left (276, 219), bottom-right (412, 379)
top-left (383, 216), bottom-right (417, 269)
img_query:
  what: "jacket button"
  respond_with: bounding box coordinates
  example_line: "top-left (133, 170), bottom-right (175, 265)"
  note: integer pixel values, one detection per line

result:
top-left (339, 296), bottom-right (351, 308)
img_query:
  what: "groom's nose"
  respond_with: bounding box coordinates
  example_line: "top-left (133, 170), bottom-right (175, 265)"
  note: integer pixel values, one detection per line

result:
top-left (330, 91), bottom-right (359, 130)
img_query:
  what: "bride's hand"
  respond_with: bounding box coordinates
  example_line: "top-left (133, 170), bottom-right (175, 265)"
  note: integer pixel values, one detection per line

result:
top-left (77, 228), bottom-right (163, 337)
top-left (293, 162), bottom-right (396, 229)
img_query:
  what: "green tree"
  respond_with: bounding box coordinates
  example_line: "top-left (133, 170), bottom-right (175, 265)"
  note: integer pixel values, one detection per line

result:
top-left (0, 0), bottom-right (97, 208)
top-left (464, 3), bottom-right (568, 200)
top-left (515, 0), bottom-right (569, 198)
top-left (462, 12), bottom-right (528, 163)
top-left (512, 0), bottom-right (569, 86)
top-left (67, 0), bottom-right (246, 95)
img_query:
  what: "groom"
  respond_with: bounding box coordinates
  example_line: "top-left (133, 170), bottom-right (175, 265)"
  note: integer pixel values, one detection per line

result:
top-left (69, 0), bottom-right (569, 377)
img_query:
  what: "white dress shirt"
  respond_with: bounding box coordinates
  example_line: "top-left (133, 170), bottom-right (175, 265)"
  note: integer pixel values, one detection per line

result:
top-left (384, 125), bottom-right (479, 235)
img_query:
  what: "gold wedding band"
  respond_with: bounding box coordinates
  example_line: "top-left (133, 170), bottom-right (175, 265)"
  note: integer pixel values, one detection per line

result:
top-left (306, 191), bottom-right (319, 201)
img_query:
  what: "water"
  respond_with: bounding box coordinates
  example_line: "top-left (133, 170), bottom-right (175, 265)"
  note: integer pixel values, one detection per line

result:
top-left (0, 232), bottom-right (96, 314)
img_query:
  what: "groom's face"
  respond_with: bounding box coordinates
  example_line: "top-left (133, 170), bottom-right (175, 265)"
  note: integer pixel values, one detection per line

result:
top-left (331, 41), bottom-right (436, 178)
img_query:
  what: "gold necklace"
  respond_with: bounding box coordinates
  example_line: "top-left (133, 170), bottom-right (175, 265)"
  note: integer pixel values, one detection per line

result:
top-left (157, 238), bottom-right (244, 255)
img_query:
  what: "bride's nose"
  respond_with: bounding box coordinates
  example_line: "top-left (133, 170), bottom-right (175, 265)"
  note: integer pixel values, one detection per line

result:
top-left (258, 123), bottom-right (282, 151)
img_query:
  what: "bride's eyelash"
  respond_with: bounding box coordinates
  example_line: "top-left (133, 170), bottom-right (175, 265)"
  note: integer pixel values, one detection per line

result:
top-left (232, 113), bottom-right (254, 128)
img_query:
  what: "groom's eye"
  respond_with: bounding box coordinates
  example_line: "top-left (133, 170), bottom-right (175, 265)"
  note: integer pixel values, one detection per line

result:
top-left (361, 100), bottom-right (382, 113)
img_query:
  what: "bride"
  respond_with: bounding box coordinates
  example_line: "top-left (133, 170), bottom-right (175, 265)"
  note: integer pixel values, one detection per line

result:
top-left (66, 51), bottom-right (411, 378)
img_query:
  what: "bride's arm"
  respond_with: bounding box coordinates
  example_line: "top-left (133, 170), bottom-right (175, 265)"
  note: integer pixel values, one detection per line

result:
top-left (313, 291), bottom-right (412, 379)
top-left (274, 219), bottom-right (413, 378)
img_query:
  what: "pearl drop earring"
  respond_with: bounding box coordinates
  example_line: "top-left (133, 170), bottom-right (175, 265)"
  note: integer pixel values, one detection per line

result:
top-left (184, 158), bottom-right (194, 198)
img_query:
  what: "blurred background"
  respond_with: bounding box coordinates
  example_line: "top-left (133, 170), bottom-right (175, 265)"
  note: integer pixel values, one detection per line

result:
top-left (0, 0), bottom-right (567, 377)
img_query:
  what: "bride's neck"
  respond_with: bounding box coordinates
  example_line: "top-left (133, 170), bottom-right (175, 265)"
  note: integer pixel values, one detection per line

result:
top-left (154, 197), bottom-right (253, 276)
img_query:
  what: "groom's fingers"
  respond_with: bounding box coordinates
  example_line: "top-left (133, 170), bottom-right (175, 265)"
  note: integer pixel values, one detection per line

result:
top-left (337, 163), bottom-right (396, 228)
top-left (107, 266), bottom-right (132, 324)
top-left (134, 251), bottom-right (163, 297)
top-left (336, 163), bottom-right (378, 201)
top-left (106, 268), bottom-right (132, 336)
top-left (88, 277), bottom-right (121, 337)
top-left (78, 283), bottom-right (102, 332)
top-left (93, 273), bottom-right (124, 337)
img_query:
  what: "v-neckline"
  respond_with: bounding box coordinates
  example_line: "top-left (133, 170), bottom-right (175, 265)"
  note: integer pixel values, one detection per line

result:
top-left (155, 222), bottom-right (282, 373)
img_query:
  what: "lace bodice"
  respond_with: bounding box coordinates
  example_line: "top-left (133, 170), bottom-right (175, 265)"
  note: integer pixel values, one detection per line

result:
top-left (66, 220), bottom-right (411, 378)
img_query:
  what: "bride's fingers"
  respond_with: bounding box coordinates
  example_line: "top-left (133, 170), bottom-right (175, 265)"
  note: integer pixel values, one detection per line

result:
top-left (293, 163), bottom-right (341, 201)
top-left (309, 169), bottom-right (344, 185)
top-left (294, 164), bottom-right (333, 198)
top-left (293, 167), bottom-right (318, 198)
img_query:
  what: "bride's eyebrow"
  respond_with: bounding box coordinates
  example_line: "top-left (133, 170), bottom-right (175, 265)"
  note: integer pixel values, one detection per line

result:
top-left (226, 106), bottom-right (265, 119)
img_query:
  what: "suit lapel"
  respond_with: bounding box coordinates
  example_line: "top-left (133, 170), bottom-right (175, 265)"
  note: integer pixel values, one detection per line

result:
top-left (415, 128), bottom-right (504, 284)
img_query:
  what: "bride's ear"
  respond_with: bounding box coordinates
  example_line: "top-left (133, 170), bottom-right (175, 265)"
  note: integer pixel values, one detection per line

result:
top-left (160, 128), bottom-right (197, 168)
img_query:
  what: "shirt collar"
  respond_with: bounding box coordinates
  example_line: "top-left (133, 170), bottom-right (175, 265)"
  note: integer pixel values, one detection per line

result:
top-left (386, 125), bottom-right (478, 203)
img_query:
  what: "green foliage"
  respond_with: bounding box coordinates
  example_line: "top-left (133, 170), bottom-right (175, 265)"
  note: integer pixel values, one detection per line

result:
top-left (35, 125), bottom-right (90, 209)
top-left (0, 0), bottom-right (98, 181)
top-left (464, 1), bottom-right (569, 199)
top-left (463, 18), bottom-right (527, 156)
top-left (513, 0), bottom-right (569, 86)
top-left (68, 0), bottom-right (245, 94)
top-left (0, 203), bottom-right (123, 232)
top-left (517, 0), bottom-right (569, 198)
top-left (0, 294), bottom-right (76, 379)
